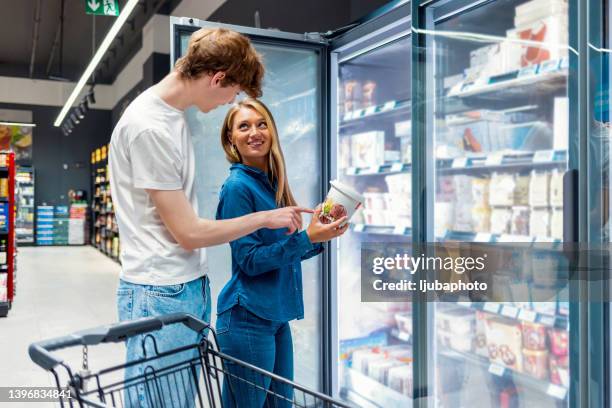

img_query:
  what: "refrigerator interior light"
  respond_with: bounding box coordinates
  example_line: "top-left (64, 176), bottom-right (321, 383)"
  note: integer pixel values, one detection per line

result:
top-left (53, 0), bottom-right (140, 127)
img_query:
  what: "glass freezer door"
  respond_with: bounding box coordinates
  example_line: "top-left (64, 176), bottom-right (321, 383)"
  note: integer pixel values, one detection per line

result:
top-left (331, 20), bottom-right (413, 406)
top-left (170, 18), bottom-right (326, 391)
top-left (417, 0), bottom-right (573, 405)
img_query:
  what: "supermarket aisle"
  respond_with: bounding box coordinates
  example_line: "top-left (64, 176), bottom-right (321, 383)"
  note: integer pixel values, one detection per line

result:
top-left (0, 246), bottom-right (121, 396)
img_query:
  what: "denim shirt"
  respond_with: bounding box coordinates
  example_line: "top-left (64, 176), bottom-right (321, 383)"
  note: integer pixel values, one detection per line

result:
top-left (215, 163), bottom-right (324, 322)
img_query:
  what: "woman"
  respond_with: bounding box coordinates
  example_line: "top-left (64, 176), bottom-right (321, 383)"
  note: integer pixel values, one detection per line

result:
top-left (215, 98), bottom-right (347, 407)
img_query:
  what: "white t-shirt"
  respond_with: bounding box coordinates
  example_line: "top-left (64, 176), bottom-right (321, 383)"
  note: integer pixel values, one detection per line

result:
top-left (109, 87), bottom-right (207, 285)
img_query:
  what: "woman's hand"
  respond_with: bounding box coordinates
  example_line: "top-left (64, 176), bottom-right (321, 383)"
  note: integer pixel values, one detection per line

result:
top-left (306, 205), bottom-right (349, 243)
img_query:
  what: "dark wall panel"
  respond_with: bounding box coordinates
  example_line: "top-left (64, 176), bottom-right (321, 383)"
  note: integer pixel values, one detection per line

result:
top-left (0, 103), bottom-right (112, 207)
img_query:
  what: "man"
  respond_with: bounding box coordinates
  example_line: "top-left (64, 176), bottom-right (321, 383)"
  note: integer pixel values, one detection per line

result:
top-left (109, 28), bottom-right (311, 407)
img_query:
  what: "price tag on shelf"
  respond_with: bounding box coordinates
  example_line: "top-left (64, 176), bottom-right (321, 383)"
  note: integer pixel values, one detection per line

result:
top-left (391, 163), bottom-right (404, 173)
top-left (485, 153), bottom-right (504, 166)
top-left (533, 150), bottom-right (555, 163)
top-left (353, 224), bottom-right (365, 233)
top-left (474, 233), bottom-right (492, 242)
top-left (343, 113), bottom-right (353, 121)
top-left (451, 157), bottom-right (469, 168)
top-left (539, 314), bottom-right (556, 327)
top-left (346, 167), bottom-right (358, 176)
top-left (457, 301), bottom-right (472, 308)
top-left (381, 101), bottom-right (397, 112)
top-left (547, 384), bottom-right (568, 400)
top-left (540, 59), bottom-right (561, 74)
top-left (501, 305), bottom-right (519, 319)
top-left (488, 364), bottom-right (506, 377)
top-left (393, 225), bottom-right (406, 235)
top-left (394, 329), bottom-right (411, 342)
top-left (518, 309), bottom-right (537, 322)
top-left (518, 65), bottom-right (538, 78)
top-left (364, 165), bottom-right (381, 174)
top-left (365, 106), bottom-right (377, 116)
top-left (483, 303), bottom-right (500, 314)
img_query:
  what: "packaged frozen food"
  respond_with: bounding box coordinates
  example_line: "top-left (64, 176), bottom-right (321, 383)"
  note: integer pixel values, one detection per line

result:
top-left (550, 354), bottom-right (569, 387)
top-left (472, 177), bottom-right (490, 207)
top-left (453, 203), bottom-right (475, 232)
top-left (511, 206), bottom-right (530, 235)
top-left (339, 137), bottom-right (351, 169)
top-left (529, 208), bottom-right (551, 237)
top-left (550, 208), bottom-right (563, 240)
top-left (362, 80), bottom-right (377, 107)
top-left (343, 80), bottom-right (361, 112)
top-left (385, 173), bottom-right (412, 195)
top-left (395, 313), bottom-right (412, 335)
top-left (388, 364), bottom-right (413, 397)
top-left (549, 328), bottom-right (569, 356)
top-left (521, 322), bottom-right (548, 350)
top-left (437, 176), bottom-right (455, 201)
top-left (449, 121), bottom-right (490, 153)
top-left (485, 317), bottom-right (523, 371)
top-left (385, 192), bottom-right (411, 213)
top-left (437, 307), bottom-right (475, 334)
top-left (0, 286), bottom-right (6, 302)
top-left (351, 131), bottom-right (385, 168)
top-left (474, 311), bottom-right (489, 357)
top-left (400, 137), bottom-right (412, 164)
top-left (514, 175), bottom-right (531, 205)
top-left (522, 348), bottom-right (549, 379)
top-left (472, 206), bottom-right (492, 233)
top-left (509, 15), bottom-right (569, 67)
top-left (363, 192), bottom-right (387, 210)
top-left (490, 173), bottom-right (516, 206)
top-left (351, 348), bottom-right (382, 375)
top-left (362, 209), bottom-right (386, 225)
top-left (438, 329), bottom-right (474, 352)
top-left (395, 120), bottom-right (412, 138)
top-left (550, 169), bottom-right (564, 207)
top-left (320, 180), bottom-right (364, 226)
top-left (368, 358), bottom-right (404, 384)
top-left (491, 208), bottom-right (513, 235)
top-left (435, 202), bottom-right (454, 237)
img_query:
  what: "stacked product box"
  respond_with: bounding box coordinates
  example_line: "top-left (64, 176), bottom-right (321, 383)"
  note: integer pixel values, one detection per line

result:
top-left (54, 206), bottom-right (69, 245)
top-left (36, 206), bottom-right (54, 246)
top-left (68, 204), bottom-right (87, 245)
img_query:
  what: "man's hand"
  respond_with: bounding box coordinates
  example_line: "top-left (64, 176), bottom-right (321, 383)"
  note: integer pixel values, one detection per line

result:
top-left (263, 206), bottom-right (314, 235)
top-left (306, 206), bottom-right (349, 243)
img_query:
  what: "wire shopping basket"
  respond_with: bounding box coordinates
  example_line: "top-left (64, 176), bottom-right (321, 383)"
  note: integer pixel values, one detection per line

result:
top-left (29, 313), bottom-right (351, 408)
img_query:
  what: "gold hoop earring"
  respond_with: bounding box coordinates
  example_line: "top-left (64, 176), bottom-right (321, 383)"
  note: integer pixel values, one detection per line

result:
top-left (231, 144), bottom-right (239, 159)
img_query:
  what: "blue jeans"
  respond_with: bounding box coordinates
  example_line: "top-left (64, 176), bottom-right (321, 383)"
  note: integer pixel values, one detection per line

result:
top-left (216, 304), bottom-right (293, 408)
top-left (117, 276), bottom-right (211, 408)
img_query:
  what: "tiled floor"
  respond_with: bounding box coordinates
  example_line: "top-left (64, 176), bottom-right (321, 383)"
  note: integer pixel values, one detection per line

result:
top-left (0, 246), bottom-right (122, 406)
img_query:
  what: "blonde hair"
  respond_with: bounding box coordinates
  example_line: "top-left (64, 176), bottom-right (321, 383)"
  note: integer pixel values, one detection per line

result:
top-left (221, 99), bottom-right (297, 207)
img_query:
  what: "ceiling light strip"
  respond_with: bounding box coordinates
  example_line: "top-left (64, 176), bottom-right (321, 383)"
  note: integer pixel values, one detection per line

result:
top-left (0, 122), bottom-right (37, 128)
top-left (53, 0), bottom-right (139, 127)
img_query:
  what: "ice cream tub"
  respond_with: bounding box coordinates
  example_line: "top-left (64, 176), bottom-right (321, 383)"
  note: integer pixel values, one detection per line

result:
top-left (320, 180), bottom-right (365, 226)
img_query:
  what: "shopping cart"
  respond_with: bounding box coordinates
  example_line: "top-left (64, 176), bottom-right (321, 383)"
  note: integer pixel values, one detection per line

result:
top-left (29, 313), bottom-right (351, 408)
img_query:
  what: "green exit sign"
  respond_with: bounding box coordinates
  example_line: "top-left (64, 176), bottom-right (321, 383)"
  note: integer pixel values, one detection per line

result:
top-left (85, 0), bottom-right (119, 16)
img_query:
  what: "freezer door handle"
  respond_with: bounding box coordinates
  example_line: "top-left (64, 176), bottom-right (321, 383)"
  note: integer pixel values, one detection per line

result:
top-left (563, 169), bottom-right (578, 242)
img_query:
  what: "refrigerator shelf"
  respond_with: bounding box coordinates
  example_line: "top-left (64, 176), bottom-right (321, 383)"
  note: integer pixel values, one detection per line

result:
top-left (447, 59), bottom-right (568, 100)
top-left (438, 349), bottom-right (568, 401)
top-left (441, 230), bottom-right (562, 244)
top-left (343, 367), bottom-right (412, 407)
top-left (452, 301), bottom-right (569, 330)
top-left (340, 99), bottom-right (411, 126)
top-left (352, 224), bottom-right (412, 237)
top-left (344, 150), bottom-right (566, 177)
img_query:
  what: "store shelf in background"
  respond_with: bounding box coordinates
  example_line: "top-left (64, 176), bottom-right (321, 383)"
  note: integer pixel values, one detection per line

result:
top-left (344, 368), bottom-right (412, 407)
top-left (344, 150), bottom-right (566, 177)
top-left (440, 230), bottom-right (562, 244)
top-left (453, 301), bottom-right (568, 330)
top-left (352, 224), bottom-right (411, 237)
top-left (439, 349), bottom-right (568, 401)
top-left (340, 99), bottom-right (411, 126)
top-left (447, 59), bottom-right (568, 100)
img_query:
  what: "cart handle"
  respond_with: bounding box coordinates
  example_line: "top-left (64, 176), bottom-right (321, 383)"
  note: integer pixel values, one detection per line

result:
top-left (29, 313), bottom-right (209, 370)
